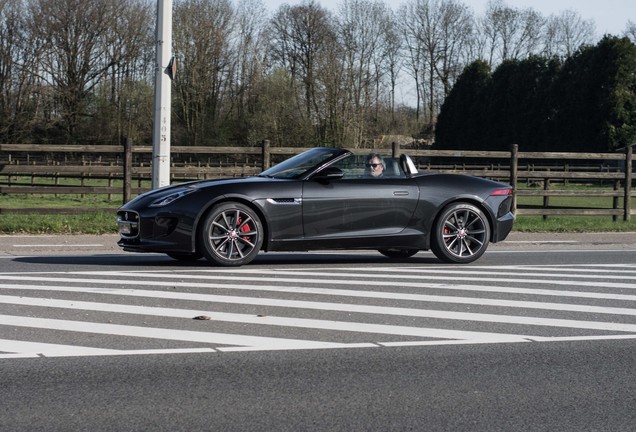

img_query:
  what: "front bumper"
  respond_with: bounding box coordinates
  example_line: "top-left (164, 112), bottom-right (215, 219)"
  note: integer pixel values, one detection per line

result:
top-left (117, 208), bottom-right (194, 254)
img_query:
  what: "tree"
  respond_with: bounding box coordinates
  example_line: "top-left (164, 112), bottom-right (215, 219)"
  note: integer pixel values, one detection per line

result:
top-left (335, 0), bottom-right (393, 146)
top-left (624, 21), bottom-right (636, 44)
top-left (554, 36), bottom-right (636, 152)
top-left (0, 0), bottom-right (38, 142)
top-left (228, 0), bottom-right (269, 144)
top-left (399, 0), bottom-right (474, 131)
top-left (172, 0), bottom-right (235, 146)
top-left (487, 56), bottom-right (560, 151)
top-left (269, 1), bottom-right (334, 121)
top-left (27, 0), bottom-right (139, 142)
top-left (480, 0), bottom-right (545, 65)
top-left (435, 60), bottom-right (491, 149)
top-left (544, 10), bottom-right (595, 57)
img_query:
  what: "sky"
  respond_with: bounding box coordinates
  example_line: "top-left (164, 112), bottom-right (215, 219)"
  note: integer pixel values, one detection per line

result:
top-left (262, 0), bottom-right (635, 37)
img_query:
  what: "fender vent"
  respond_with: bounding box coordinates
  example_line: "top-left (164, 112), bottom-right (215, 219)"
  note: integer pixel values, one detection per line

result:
top-left (267, 198), bottom-right (302, 205)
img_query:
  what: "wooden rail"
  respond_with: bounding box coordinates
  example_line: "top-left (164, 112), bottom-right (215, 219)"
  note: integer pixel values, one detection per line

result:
top-left (1, 141), bottom-right (634, 220)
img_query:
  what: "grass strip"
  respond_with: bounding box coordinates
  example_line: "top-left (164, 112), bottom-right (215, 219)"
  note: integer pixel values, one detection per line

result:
top-left (1, 212), bottom-right (635, 234)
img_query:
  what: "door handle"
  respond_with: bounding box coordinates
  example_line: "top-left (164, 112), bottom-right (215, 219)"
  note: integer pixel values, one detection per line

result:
top-left (393, 191), bottom-right (409, 196)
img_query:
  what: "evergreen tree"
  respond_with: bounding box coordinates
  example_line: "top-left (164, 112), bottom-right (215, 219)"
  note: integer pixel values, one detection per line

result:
top-left (435, 60), bottom-right (492, 150)
top-left (549, 36), bottom-right (636, 151)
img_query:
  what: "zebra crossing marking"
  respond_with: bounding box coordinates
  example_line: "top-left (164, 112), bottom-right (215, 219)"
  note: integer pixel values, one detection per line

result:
top-left (0, 264), bottom-right (635, 358)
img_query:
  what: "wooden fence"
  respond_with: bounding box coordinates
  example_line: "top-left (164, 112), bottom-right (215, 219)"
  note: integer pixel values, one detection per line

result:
top-left (1, 141), bottom-right (634, 220)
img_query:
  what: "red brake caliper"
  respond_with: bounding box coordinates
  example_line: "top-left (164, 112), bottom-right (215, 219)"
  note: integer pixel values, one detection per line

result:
top-left (238, 216), bottom-right (251, 241)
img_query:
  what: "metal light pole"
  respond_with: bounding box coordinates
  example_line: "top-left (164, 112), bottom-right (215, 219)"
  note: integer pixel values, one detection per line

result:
top-left (152, 0), bottom-right (173, 189)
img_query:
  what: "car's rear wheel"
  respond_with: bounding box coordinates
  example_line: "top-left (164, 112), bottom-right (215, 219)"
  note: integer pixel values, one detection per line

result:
top-left (431, 202), bottom-right (490, 264)
top-left (166, 252), bottom-right (203, 261)
top-left (200, 202), bottom-right (263, 266)
top-left (378, 248), bottom-right (419, 259)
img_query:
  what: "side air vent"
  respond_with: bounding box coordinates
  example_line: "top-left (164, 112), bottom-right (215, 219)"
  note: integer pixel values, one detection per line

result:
top-left (267, 198), bottom-right (302, 205)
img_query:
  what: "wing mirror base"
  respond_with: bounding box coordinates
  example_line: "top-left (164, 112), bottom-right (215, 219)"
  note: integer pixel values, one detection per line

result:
top-left (311, 167), bottom-right (344, 183)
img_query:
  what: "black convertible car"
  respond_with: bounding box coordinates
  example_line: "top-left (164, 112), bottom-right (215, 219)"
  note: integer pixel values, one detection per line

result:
top-left (117, 148), bottom-right (514, 266)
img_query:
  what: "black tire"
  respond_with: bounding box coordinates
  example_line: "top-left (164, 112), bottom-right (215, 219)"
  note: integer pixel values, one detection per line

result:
top-left (200, 202), bottom-right (263, 266)
top-left (166, 252), bottom-right (203, 261)
top-left (431, 202), bottom-right (490, 264)
top-left (378, 248), bottom-right (419, 259)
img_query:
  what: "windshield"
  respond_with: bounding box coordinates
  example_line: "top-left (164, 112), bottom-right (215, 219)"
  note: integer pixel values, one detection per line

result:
top-left (259, 147), bottom-right (347, 179)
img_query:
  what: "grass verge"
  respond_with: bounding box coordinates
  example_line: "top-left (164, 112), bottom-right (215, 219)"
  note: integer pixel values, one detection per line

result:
top-left (1, 212), bottom-right (635, 235)
top-left (0, 212), bottom-right (118, 234)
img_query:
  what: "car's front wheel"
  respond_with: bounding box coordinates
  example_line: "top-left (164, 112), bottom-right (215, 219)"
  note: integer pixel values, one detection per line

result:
top-left (200, 202), bottom-right (263, 266)
top-left (431, 202), bottom-right (490, 264)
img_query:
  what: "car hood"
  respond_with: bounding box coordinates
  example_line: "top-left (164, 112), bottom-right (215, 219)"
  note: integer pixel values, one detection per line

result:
top-left (120, 176), bottom-right (278, 208)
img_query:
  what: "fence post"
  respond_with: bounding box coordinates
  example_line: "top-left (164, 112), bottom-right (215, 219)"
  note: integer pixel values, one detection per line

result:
top-left (510, 143), bottom-right (518, 213)
top-left (262, 140), bottom-right (270, 171)
top-left (625, 145), bottom-right (633, 222)
top-left (123, 137), bottom-right (132, 204)
top-left (392, 142), bottom-right (399, 158)
top-left (543, 177), bottom-right (550, 220)
top-left (613, 180), bottom-right (620, 222)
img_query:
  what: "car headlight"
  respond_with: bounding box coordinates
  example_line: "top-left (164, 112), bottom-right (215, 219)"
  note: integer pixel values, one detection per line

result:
top-left (149, 189), bottom-right (196, 207)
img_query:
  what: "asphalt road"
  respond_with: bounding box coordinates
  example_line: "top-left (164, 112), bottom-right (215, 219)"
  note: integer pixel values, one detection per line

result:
top-left (1, 232), bottom-right (635, 431)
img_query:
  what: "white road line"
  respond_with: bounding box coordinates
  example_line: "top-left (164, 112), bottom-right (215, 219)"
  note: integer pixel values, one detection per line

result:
top-left (1, 281), bottom-right (635, 316)
top-left (325, 268), bottom-right (636, 280)
top-left (379, 334), bottom-right (636, 347)
top-left (0, 315), bottom-right (349, 350)
top-left (2, 292), bottom-right (636, 333)
top-left (0, 297), bottom-right (530, 342)
top-left (67, 265), bottom-right (636, 279)
top-left (62, 270), bottom-right (636, 290)
top-left (0, 345), bottom-right (218, 359)
top-left (503, 240), bottom-right (578, 244)
top-left (0, 338), bottom-right (121, 357)
top-left (11, 244), bottom-right (104, 248)
top-left (0, 235), bottom-right (57, 238)
top-left (1, 274), bottom-right (636, 303)
top-left (249, 263), bottom-right (636, 273)
top-left (488, 249), bottom-right (636, 254)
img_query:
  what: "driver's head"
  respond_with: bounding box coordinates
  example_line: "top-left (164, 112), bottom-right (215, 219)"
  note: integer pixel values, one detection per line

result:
top-left (366, 153), bottom-right (384, 177)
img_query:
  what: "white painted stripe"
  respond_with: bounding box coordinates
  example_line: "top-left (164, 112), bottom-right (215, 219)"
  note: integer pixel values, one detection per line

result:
top-left (4, 334), bottom-right (636, 359)
top-left (2, 292), bottom-right (636, 334)
top-left (324, 268), bottom-right (636, 280)
top-left (1, 280), bottom-right (635, 318)
top-left (0, 338), bottom-right (121, 357)
top-left (480, 266), bottom-right (636, 275)
top-left (0, 315), bottom-right (347, 349)
top-left (2, 273), bottom-right (636, 304)
top-left (65, 270), bottom-right (636, 290)
top-left (217, 343), bottom-right (380, 352)
top-left (0, 235), bottom-right (57, 238)
top-left (503, 240), bottom-right (578, 243)
top-left (12, 244), bottom-right (104, 248)
top-left (379, 334), bottom-right (636, 347)
top-left (0, 296), bottom-right (533, 342)
top-left (488, 249), bottom-right (636, 254)
top-left (0, 347), bottom-right (218, 359)
top-left (0, 353), bottom-right (39, 359)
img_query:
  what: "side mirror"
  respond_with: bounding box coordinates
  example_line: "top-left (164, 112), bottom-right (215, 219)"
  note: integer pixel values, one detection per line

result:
top-left (311, 166), bottom-right (344, 182)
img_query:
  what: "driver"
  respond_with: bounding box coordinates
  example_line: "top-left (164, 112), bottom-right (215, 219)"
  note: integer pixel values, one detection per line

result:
top-left (365, 153), bottom-right (385, 177)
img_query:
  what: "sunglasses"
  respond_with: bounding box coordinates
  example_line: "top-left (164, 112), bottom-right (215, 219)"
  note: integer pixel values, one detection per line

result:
top-left (367, 163), bottom-right (382, 168)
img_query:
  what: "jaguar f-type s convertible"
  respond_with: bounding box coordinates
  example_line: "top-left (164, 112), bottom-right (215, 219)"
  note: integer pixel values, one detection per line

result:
top-left (117, 147), bottom-right (514, 266)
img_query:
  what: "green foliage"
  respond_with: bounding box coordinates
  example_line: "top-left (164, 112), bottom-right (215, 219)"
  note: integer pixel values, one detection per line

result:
top-left (436, 60), bottom-right (492, 150)
top-left (436, 37), bottom-right (636, 152)
top-left (0, 212), bottom-right (118, 234)
top-left (513, 216), bottom-right (636, 232)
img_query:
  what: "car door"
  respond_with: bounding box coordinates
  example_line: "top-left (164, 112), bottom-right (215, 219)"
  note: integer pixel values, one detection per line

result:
top-left (302, 176), bottom-right (419, 239)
